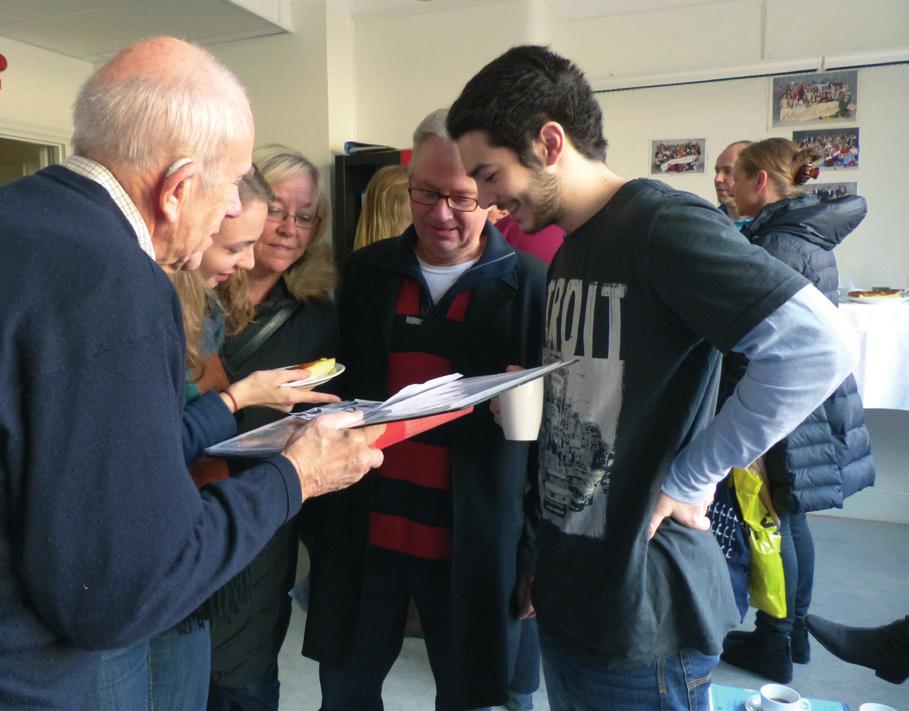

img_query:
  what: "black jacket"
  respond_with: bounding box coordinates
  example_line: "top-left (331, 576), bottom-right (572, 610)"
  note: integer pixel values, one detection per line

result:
top-left (727, 194), bottom-right (875, 513)
top-left (302, 224), bottom-right (546, 709)
top-left (209, 286), bottom-right (339, 687)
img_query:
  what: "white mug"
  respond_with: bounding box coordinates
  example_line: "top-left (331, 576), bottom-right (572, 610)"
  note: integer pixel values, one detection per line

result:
top-left (498, 378), bottom-right (544, 441)
top-left (858, 704), bottom-right (897, 711)
top-left (760, 683), bottom-right (810, 711)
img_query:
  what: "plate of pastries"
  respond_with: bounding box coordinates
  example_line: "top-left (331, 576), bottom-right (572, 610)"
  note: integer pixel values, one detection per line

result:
top-left (846, 287), bottom-right (908, 303)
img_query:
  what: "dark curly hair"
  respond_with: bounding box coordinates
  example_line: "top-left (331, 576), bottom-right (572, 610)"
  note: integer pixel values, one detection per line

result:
top-left (447, 45), bottom-right (607, 167)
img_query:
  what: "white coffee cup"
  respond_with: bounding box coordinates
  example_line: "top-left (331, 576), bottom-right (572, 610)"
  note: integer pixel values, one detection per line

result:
top-left (760, 683), bottom-right (810, 711)
top-left (498, 377), bottom-right (544, 441)
top-left (858, 704), bottom-right (897, 711)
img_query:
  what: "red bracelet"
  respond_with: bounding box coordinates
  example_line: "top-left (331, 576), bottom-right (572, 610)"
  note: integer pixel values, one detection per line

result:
top-left (221, 389), bottom-right (238, 413)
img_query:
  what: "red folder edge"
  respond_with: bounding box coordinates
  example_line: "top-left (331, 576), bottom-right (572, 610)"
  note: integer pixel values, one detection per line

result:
top-left (369, 406), bottom-right (474, 449)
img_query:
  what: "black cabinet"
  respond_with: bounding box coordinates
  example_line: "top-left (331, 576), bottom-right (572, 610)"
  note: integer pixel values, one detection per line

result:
top-left (332, 150), bottom-right (403, 270)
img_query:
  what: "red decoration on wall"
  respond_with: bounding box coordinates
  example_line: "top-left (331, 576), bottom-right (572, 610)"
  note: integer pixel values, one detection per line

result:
top-left (0, 53), bottom-right (7, 90)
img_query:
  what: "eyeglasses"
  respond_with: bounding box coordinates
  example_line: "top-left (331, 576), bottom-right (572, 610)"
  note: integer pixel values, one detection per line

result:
top-left (266, 204), bottom-right (321, 230)
top-left (408, 187), bottom-right (480, 213)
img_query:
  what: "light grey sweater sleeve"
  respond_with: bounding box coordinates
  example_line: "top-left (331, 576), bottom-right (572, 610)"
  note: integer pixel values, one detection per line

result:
top-left (662, 285), bottom-right (858, 503)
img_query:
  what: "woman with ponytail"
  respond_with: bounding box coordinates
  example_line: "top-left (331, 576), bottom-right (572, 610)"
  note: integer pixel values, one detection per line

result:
top-left (720, 137), bottom-right (875, 683)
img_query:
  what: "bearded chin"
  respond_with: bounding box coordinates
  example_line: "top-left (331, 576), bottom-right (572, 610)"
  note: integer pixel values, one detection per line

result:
top-left (523, 169), bottom-right (563, 233)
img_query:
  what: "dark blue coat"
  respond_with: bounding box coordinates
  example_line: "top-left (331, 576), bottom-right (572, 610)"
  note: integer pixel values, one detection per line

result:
top-left (738, 194), bottom-right (875, 513)
top-left (302, 224), bottom-right (546, 709)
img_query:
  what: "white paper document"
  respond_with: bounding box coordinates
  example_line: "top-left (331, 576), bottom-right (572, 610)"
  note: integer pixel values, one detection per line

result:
top-left (204, 360), bottom-right (575, 458)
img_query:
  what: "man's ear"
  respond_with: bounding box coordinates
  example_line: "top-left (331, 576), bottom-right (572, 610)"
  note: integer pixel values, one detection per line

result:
top-left (537, 122), bottom-right (565, 168)
top-left (158, 158), bottom-right (197, 224)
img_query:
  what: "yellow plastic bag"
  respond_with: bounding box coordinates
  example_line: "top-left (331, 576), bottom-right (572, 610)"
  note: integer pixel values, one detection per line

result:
top-left (732, 465), bottom-right (787, 619)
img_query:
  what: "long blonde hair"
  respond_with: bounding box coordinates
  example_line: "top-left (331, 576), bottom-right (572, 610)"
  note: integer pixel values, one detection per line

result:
top-left (354, 164), bottom-right (410, 250)
top-left (170, 270), bottom-right (209, 373)
top-left (172, 165), bottom-right (273, 371)
top-left (254, 144), bottom-right (336, 301)
top-left (737, 138), bottom-right (822, 200)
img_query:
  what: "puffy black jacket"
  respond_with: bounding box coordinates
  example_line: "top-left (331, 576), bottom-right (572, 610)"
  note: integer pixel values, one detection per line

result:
top-left (725, 194), bottom-right (875, 513)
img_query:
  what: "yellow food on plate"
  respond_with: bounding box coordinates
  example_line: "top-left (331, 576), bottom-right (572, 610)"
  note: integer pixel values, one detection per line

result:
top-left (293, 357), bottom-right (336, 378)
top-left (848, 288), bottom-right (903, 299)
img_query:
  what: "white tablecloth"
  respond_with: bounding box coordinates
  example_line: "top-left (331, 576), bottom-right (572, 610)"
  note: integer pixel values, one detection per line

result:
top-left (839, 300), bottom-right (909, 410)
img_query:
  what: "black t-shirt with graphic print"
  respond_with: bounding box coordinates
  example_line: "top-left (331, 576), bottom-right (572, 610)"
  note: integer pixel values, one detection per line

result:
top-left (534, 179), bottom-right (806, 665)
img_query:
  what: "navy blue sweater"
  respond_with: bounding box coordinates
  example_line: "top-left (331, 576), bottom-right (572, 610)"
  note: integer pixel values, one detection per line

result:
top-left (0, 166), bottom-right (301, 709)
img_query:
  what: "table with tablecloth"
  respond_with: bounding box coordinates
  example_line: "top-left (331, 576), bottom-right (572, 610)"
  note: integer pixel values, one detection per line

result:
top-left (839, 299), bottom-right (909, 410)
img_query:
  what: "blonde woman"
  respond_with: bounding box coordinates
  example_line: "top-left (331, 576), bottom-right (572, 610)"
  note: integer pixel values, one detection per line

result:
top-left (208, 145), bottom-right (339, 711)
top-left (353, 164), bottom-right (412, 250)
top-left (220, 144), bottom-right (338, 424)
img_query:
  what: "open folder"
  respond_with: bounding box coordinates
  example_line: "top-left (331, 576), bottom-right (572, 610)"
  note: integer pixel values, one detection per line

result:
top-left (204, 360), bottom-right (575, 457)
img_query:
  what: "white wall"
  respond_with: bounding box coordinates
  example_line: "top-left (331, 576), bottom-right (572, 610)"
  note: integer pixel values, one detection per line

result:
top-left (212, 0), bottom-right (333, 167)
top-left (211, 0), bottom-right (357, 226)
top-left (353, 0), bottom-right (550, 148)
top-left (0, 36), bottom-right (92, 147)
top-left (351, 0), bottom-right (909, 172)
top-left (598, 63), bottom-right (909, 289)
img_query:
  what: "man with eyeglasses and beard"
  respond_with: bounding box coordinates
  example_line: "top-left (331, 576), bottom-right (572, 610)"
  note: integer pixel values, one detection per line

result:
top-left (301, 108), bottom-right (546, 711)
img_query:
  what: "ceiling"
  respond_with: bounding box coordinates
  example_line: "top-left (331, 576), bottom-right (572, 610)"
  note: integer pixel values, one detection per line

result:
top-left (0, 0), bottom-right (288, 63)
top-left (0, 0), bottom-right (736, 62)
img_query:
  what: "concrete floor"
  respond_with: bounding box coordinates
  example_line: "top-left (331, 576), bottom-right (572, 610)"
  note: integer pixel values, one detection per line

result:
top-left (276, 515), bottom-right (908, 710)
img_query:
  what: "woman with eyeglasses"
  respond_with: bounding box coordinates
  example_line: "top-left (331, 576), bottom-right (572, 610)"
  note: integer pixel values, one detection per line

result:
top-left (719, 137), bottom-right (875, 683)
top-left (207, 145), bottom-right (339, 711)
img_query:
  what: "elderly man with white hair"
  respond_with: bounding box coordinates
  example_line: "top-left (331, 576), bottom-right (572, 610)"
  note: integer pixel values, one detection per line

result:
top-left (0, 36), bottom-right (383, 710)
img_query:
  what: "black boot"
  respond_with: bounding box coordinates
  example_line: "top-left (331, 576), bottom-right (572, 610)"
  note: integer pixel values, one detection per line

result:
top-left (790, 618), bottom-right (810, 664)
top-left (806, 614), bottom-right (909, 684)
top-left (721, 629), bottom-right (793, 683)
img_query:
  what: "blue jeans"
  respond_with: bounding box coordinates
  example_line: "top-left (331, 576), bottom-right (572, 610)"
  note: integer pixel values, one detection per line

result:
top-left (539, 624), bottom-right (718, 711)
top-left (207, 663), bottom-right (280, 711)
top-left (88, 622), bottom-right (211, 711)
top-left (506, 617), bottom-right (540, 710)
top-left (756, 508), bottom-right (815, 635)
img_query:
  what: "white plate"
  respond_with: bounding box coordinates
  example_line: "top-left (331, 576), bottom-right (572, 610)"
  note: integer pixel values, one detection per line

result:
top-left (745, 693), bottom-right (812, 711)
top-left (280, 363), bottom-right (345, 389)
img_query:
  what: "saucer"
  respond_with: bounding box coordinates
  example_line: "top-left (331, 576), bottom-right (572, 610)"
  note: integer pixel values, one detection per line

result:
top-left (280, 363), bottom-right (345, 389)
top-left (746, 694), bottom-right (812, 711)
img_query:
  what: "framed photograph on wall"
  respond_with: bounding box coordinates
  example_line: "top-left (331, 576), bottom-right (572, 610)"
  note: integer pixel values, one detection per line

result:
top-left (771, 70), bottom-right (857, 127)
top-left (649, 138), bottom-right (705, 174)
top-left (811, 182), bottom-right (858, 201)
top-left (793, 127), bottom-right (859, 170)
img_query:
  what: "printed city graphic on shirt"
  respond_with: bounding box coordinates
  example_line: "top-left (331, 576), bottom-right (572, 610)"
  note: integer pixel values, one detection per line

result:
top-left (540, 277), bottom-right (625, 539)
